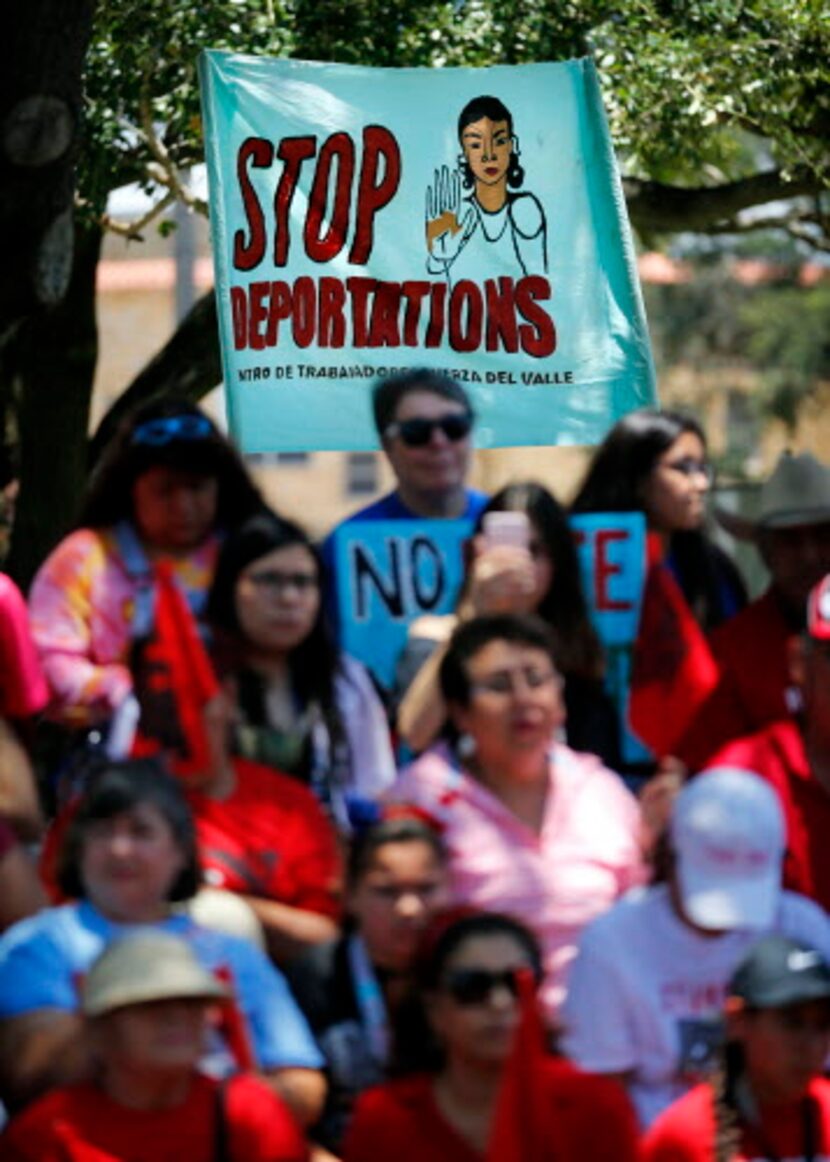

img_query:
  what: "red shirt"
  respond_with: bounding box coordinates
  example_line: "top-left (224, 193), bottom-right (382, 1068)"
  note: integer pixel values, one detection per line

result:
top-left (0, 1072), bottom-right (308, 1161)
top-left (711, 719), bottom-right (830, 910)
top-left (678, 588), bottom-right (793, 771)
top-left (642, 1076), bottom-right (830, 1161)
top-left (342, 1063), bottom-right (639, 1162)
top-left (186, 757), bottom-right (341, 918)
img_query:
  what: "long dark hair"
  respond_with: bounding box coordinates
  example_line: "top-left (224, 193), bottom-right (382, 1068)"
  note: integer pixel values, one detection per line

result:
top-left (471, 483), bottom-right (604, 679)
top-left (457, 95), bottom-right (525, 190)
top-left (572, 409), bottom-right (745, 630)
top-left (390, 910), bottom-right (543, 1076)
top-left (207, 509), bottom-right (346, 762)
top-left (80, 398), bottom-right (262, 530)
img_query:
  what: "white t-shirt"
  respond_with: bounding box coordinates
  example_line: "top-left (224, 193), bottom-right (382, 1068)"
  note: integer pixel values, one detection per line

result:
top-left (561, 884), bottom-right (830, 1129)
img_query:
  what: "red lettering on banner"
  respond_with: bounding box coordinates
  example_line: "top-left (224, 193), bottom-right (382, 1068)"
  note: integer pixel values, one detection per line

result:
top-left (273, 136), bottom-right (318, 267)
top-left (516, 276), bottom-right (556, 357)
top-left (349, 126), bottom-right (401, 265)
top-left (305, 133), bottom-right (355, 263)
top-left (233, 138), bottom-right (274, 271)
top-left (595, 529), bottom-right (631, 612)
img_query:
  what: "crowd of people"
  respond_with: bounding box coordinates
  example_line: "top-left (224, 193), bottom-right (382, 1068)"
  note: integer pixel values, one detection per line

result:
top-left (1, 368), bottom-right (830, 1159)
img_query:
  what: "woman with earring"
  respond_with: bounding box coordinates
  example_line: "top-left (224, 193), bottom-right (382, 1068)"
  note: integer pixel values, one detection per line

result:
top-left (425, 96), bottom-right (547, 284)
top-left (387, 614), bottom-right (646, 1019)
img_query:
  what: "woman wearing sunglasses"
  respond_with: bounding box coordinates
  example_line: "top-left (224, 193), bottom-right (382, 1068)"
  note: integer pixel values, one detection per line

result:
top-left (29, 399), bottom-right (262, 728)
top-left (388, 614), bottom-right (645, 1020)
top-left (207, 509), bottom-right (396, 829)
top-left (343, 911), bottom-right (639, 1162)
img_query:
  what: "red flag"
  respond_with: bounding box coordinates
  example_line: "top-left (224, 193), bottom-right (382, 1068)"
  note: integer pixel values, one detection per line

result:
top-left (485, 970), bottom-right (558, 1162)
top-left (131, 562), bottom-right (220, 780)
top-left (628, 534), bottom-right (719, 756)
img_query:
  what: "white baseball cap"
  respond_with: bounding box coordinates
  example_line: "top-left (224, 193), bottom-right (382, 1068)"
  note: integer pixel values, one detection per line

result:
top-left (670, 767), bottom-right (786, 931)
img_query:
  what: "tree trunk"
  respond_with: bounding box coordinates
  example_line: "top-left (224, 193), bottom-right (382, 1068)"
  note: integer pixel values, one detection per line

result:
top-left (0, 0), bottom-right (94, 343)
top-left (7, 222), bottom-right (101, 590)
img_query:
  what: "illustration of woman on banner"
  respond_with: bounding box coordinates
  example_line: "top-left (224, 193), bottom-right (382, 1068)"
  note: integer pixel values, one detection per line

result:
top-left (425, 95), bottom-right (548, 285)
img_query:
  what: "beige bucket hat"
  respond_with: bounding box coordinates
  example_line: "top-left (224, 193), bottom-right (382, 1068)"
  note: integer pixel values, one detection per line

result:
top-left (82, 931), bottom-right (228, 1018)
top-left (716, 451), bottom-right (830, 541)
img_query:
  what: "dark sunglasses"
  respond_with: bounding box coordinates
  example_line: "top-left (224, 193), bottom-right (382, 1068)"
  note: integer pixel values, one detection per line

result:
top-left (384, 413), bottom-right (473, 447)
top-left (441, 967), bottom-right (527, 1006)
top-left (131, 415), bottom-right (214, 447)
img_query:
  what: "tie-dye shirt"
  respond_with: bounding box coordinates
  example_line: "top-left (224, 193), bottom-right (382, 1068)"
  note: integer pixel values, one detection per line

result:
top-left (29, 523), bottom-right (220, 724)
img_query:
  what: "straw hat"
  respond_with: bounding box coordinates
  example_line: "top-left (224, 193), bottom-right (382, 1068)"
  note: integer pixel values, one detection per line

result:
top-left (715, 452), bottom-right (830, 541)
top-left (81, 932), bottom-right (228, 1018)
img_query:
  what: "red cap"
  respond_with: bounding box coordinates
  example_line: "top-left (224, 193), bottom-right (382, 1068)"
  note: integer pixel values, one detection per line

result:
top-left (807, 575), bottom-right (830, 641)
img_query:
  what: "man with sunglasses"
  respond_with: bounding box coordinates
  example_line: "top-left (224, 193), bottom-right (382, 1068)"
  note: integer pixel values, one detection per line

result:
top-left (323, 370), bottom-right (487, 639)
top-left (343, 369), bottom-right (486, 524)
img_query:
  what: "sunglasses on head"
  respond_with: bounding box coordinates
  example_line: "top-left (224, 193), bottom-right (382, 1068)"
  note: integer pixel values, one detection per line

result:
top-left (441, 967), bottom-right (528, 1006)
top-left (131, 415), bottom-right (214, 447)
top-left (384, 413), bottom-right (473, 447)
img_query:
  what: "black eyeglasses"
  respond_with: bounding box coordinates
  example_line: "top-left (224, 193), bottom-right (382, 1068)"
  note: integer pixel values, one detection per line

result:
top-left (131, 415), bottom-right (214, 446)
top-left (661, 457), bottom-right (714, 485)
top-left (384, 413), bottom-right (473, 447)
top-left (441, 967), bottom-right (526, 1006)
top-left (245, 570), bottom-right (319, 595)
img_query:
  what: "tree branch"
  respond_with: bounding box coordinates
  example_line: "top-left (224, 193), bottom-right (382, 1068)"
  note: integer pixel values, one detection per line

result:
top-left (99, 190), bottom-right (176, 241)
top-left (138, 89), bottom-right (208, 216)
top-left (624, 168), bottom-right (825, 234)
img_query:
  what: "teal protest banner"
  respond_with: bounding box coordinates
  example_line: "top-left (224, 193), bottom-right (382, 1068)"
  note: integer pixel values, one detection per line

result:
top-left (570, 512), bottom-right (651, 765)
top-left (200, 53), bottom-right (656, 451)
top-left (331, 519), bottom-right (471, 692)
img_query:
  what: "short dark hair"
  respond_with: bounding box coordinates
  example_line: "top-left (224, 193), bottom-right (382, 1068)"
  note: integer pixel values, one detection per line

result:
top-left (372, 369), bottom-right (473, 437)
top-left (439, 613), bottom-right (558, 709)
top-left (57, 758), bottom-right (201, 903)
top-left (346, 814), bottom-right (447, 890)
top-left (457, 95), bottom-right (525, 190)
top-left (81, 398), bottom-right (262, 530)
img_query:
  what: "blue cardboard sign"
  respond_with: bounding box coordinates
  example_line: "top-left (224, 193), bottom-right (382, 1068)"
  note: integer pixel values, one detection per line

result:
top-left (332, 519), bottom-right (471, 690)
top-left (570, 512), bottom-right (650, 765)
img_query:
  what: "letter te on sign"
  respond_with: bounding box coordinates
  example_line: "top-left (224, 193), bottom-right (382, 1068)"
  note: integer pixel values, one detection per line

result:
top-left (594, 528), bottom-right (632, 612)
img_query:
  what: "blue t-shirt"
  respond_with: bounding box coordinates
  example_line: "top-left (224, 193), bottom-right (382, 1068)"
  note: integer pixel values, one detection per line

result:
top-left (320, 488), bottom-right (488, 639)
top-left (0, 901), bottom-right (323, 1072)
top-left (338, 487), bottom-right (488, 525)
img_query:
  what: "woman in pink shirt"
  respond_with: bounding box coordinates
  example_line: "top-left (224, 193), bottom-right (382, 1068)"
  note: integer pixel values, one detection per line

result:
top-left (388, 614), bottom-right (647, 1019)
top-left (29, 400), bottom-right (262, 728)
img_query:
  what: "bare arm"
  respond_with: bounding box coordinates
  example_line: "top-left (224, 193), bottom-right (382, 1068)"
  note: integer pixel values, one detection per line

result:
top-left (263, 1064), bottom-right (327, 1128)
top-left (396, 627), bottom-right (454, 753)
top-left (0, 1010), bottom-right (92, 1111)
top-left (0, 844), bottom-right (47, 932)
top-left (0, 719), bottom-right (44, 842)
top-left (241, 895), bottom-right (339, 966)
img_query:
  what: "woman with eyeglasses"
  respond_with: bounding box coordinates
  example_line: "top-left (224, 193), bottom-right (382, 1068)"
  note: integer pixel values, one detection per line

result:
top-left (571, 409), bottom-right (746, 633)
top-left (29, 398), bottom-right (263, 729)
top-left (207, 509), bottom-right (396, 829)
top-left (387, 614), bottom-right (646, 1020)
top-left (395, 482), bottom-right (620, 767)
top-left (343, 911), bottom-right (639, 1162)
